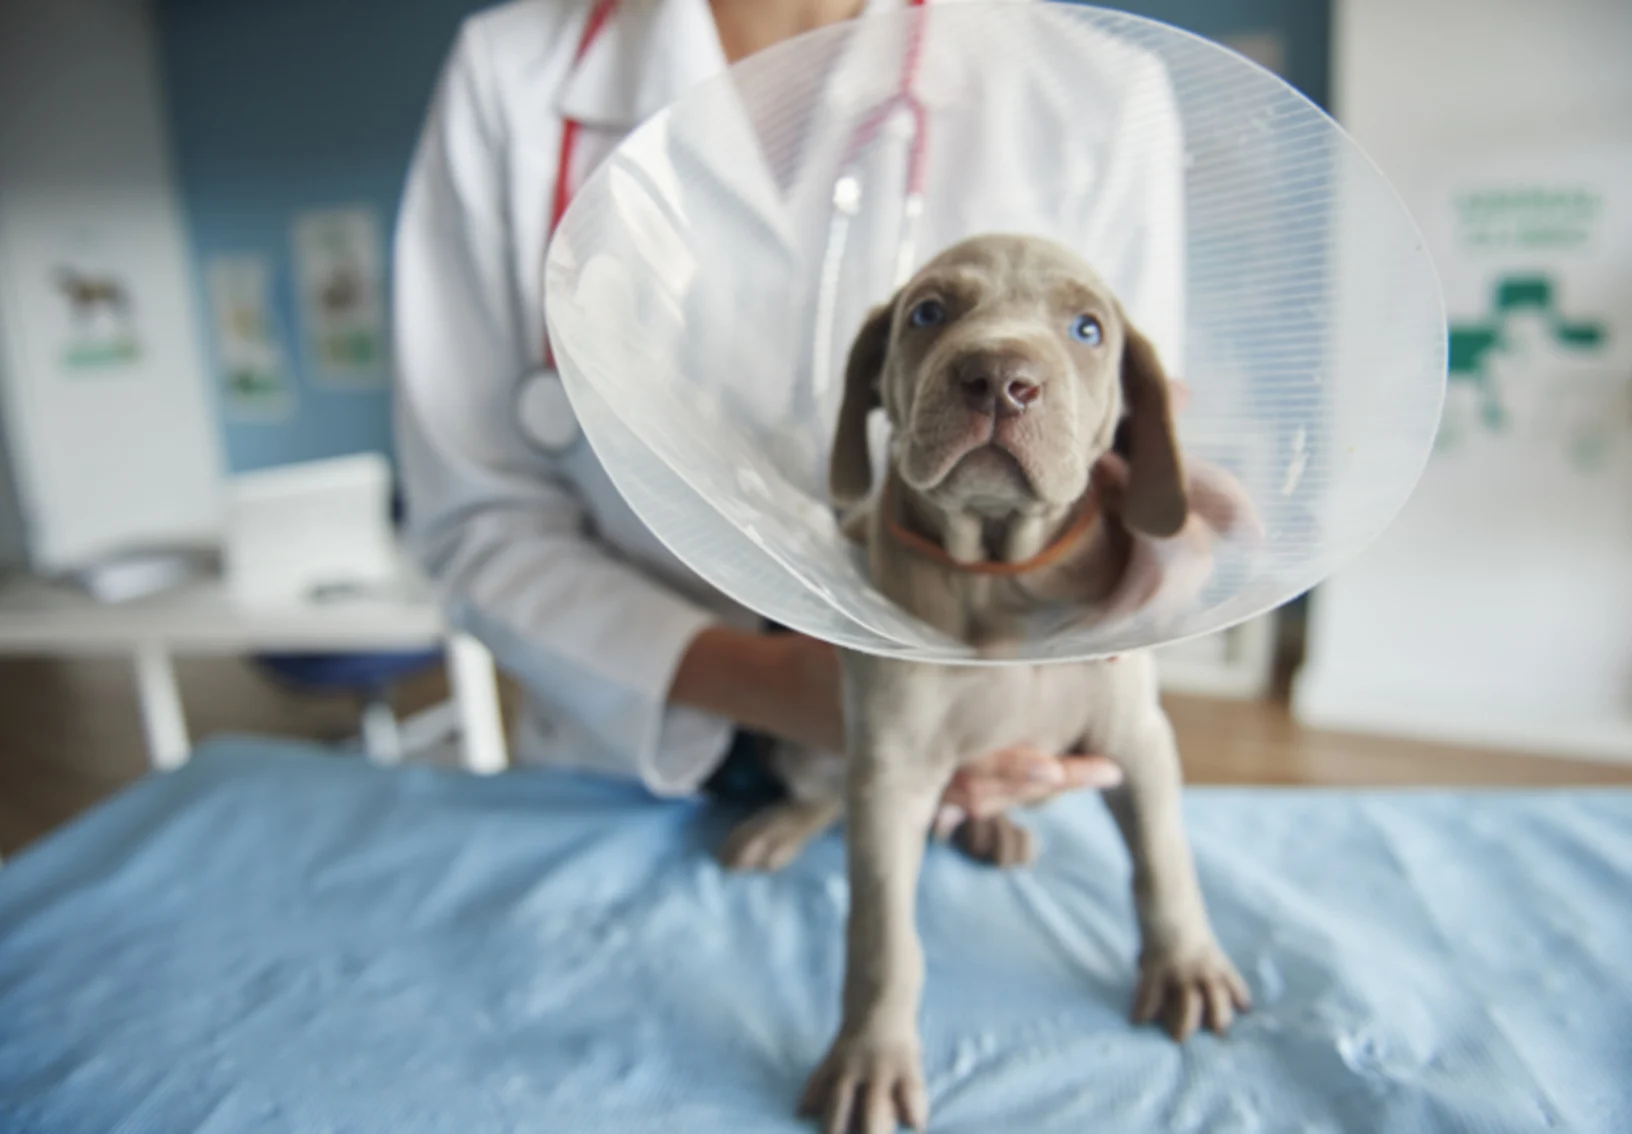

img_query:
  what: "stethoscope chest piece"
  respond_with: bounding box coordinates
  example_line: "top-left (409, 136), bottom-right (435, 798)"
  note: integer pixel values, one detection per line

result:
top-left (516, 371), bottom-right (582, 455)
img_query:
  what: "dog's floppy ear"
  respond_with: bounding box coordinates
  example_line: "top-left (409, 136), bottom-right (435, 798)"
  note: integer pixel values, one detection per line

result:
top-left (829, 300), bottom-right (895, 509)
top-left (1115, 322), bottom-right (1188, 537)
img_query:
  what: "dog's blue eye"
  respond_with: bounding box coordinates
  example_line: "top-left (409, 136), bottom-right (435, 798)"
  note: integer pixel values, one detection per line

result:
top-left (909, 299), bottom-right (947, 328)
top-left (1071, 314), bottom-right (1103, 345)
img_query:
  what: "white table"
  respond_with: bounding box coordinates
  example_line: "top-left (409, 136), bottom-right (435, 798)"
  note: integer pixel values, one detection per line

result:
top-left (0, 558), bottom-right (508, 774)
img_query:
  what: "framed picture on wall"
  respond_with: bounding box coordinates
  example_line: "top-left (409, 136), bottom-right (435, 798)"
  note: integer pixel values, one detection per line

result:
top-left (49, 242), bottom-right (144, 377)
top-left (206, 254), bottom-right (295, 420)
top-left (291, 205), bottom-right (390, 387)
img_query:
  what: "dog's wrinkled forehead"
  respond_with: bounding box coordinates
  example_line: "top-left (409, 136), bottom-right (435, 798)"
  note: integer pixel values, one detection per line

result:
top-left (901, 235), bottom-right (1118, 318)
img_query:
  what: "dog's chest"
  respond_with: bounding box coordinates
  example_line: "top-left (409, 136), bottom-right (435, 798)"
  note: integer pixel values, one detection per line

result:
top-left (935, 657), bottom-right (1141, 762)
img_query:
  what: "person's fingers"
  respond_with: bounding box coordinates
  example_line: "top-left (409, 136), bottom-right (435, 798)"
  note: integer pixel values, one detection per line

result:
top-left (1059, 754), bottom-right (1125, 790)
top-left (946, 747), bottom-right (1057, 813)
top-left (941, 769), bottom-right (969, 806)
top-left (970, 759), bottom-right (1121, 811)
top-left (940, 767), bottom-right (975, 811)
top-left (932, 804), bottom-right (966, 840)
top-left (962, 783), bottom-right (999, 820)
top-left (965, 744), bottom-right (1059, 784)
top-left (946, 776), bottom-right (1036, 815)
top-left (1024, 759), bottom-right (1068, 786)
top-left (1187, 460), bottom-right (1265, 542)
top-left (1169, 378), bottom-right (1191, 414)
top-left (993, 781), bottom-right (1059, 811)
top-left (943, 753), bottom-right (1124, 818)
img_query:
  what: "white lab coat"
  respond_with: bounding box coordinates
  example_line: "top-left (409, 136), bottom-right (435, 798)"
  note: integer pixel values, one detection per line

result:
top-left (394, 0), bottom-right (1184, 795)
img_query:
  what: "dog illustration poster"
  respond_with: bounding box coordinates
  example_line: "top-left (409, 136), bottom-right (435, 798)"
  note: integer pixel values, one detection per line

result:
top-left (291, 206), bottom-right (389, 385)
top-left (1422, 141), bottom-right (1631, 475)
top-left (52, 261), bottom-right (141, 374)
top-left (206, 255), bottom-right (292, 418)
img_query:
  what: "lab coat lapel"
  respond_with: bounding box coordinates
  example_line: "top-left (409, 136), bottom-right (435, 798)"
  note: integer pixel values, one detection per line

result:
top-left (554, 0), bottom-right (981, 127)
top-left (552, 0), bottom-right (1002, 271)
top-left (556, 0), bottom-right (729, 131)
top-left (555, 0), bottom-right (800, 262)
top-left (670, 0), bottom-right (934, 267)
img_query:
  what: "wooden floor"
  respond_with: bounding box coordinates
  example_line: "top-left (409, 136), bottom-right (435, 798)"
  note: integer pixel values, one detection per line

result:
top-left (2, 654), bottom-right (1629, 858)
top-left (1166, 695), bottom-right (1632, 788)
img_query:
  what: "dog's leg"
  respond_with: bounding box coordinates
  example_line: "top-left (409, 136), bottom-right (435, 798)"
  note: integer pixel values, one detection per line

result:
top-left (1102, 703), bottom-right (1251, 1041)
top-left (802, 657), bottom-right (953, 1134)
top-left (718, 798), bottom-right (842, 872)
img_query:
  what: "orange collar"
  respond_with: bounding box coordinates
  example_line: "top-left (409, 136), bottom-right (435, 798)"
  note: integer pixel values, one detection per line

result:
top-left (881, 480), bottom-right (1101, 577)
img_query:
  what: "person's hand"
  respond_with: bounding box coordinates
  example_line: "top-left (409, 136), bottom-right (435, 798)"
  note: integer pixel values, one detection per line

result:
top-left (1092, 380), bottom-right (1264, 624)
top-left (754, 635), bottom-right (1125, 824)
top-left (934, 744), bottom-right (1123, 837)
top-left (672, 628), bottom-right (1123, 822)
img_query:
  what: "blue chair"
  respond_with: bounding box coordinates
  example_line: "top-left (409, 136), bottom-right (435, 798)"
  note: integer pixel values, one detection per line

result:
top-left (253, 492), bottom-right (460, 763)
top-left (256, 647), bottom-right (453, 764)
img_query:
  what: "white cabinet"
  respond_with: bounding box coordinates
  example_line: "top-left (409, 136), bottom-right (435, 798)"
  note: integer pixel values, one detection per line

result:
top-left (1295, 0), bottom-right (1632, 761)
top-left (0, 0), bottom-right (224, 574)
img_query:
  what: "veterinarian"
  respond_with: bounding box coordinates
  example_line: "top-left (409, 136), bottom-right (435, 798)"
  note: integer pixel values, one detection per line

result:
top-left (394, 0), bottom-right (1147, 813)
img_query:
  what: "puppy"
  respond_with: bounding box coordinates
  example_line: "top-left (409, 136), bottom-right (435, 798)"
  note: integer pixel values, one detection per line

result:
top-left (724, 234), bottom-right (1250, 1133)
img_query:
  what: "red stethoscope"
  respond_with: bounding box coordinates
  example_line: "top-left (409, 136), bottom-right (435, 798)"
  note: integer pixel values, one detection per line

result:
top-left (540, 0), bottom-right (932, 379)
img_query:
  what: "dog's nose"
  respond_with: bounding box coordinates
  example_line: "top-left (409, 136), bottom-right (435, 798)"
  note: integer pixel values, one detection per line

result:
top-left (956, 353), bottom-right (1042, 417)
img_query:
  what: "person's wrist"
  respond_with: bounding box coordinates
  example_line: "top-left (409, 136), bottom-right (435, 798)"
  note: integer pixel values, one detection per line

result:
top-left (752, 631), bottom-right (839, 751)
top-left (670, 626), bottom-right (841, 751)
top-left (671, 625), bottom-right (767, 719)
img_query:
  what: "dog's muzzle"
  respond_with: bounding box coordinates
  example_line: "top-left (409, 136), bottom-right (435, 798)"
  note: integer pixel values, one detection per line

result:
top-left (953, 350), bottom-right (1043, 418)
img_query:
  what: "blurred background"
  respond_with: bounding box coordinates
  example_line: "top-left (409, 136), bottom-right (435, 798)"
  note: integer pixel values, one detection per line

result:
top-left (0, 0), bottom-right (1627, 855)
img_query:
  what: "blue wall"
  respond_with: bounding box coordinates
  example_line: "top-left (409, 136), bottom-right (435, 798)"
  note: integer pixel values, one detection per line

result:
top-left (156, 0), bottom-right (490, 473)
top-left (157, 0), bottom-right (1326, 474)
top-left (1109, 0), bottom-right (1330, 107)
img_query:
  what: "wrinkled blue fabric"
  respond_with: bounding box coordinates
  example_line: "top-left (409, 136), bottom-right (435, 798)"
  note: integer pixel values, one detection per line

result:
top-left (1, 739), bottom-right (1628, 1133)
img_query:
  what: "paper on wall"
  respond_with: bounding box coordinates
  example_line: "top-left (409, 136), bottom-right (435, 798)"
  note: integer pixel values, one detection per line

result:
top-left (1420, 140), bottom-right (1632, 475)
top-left (1297, 117), bottom-right (1632, 755)
top-left (291, 206), bottom-right (389, 385)
top-left (48, 230), bottom-right (144, 376)
top-left (206, 255), bottom-right (293, 418)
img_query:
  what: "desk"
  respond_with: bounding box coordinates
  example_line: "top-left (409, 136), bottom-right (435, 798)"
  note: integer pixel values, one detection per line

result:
top-left (0, 557), bottom-right (508, 774)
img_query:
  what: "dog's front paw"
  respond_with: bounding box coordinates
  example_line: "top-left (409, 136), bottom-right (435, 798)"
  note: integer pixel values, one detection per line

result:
top-left (799, 1029), bottom-right (928, 1134)
top-left (1132, 940), bottom-right (1252, 1041)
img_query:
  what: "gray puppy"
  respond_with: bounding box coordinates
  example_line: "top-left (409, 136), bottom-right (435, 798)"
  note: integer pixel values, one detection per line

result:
top-left (723, 234), bottom-right (1249, 1134)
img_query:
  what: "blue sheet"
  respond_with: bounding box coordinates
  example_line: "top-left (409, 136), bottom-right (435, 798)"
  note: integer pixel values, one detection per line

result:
top-left (1, 739), bottom-right (1628, 1133)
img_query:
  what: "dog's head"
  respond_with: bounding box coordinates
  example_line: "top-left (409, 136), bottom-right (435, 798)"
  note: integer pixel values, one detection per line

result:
top-left (830, 234), bottom-right (1187, 539)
